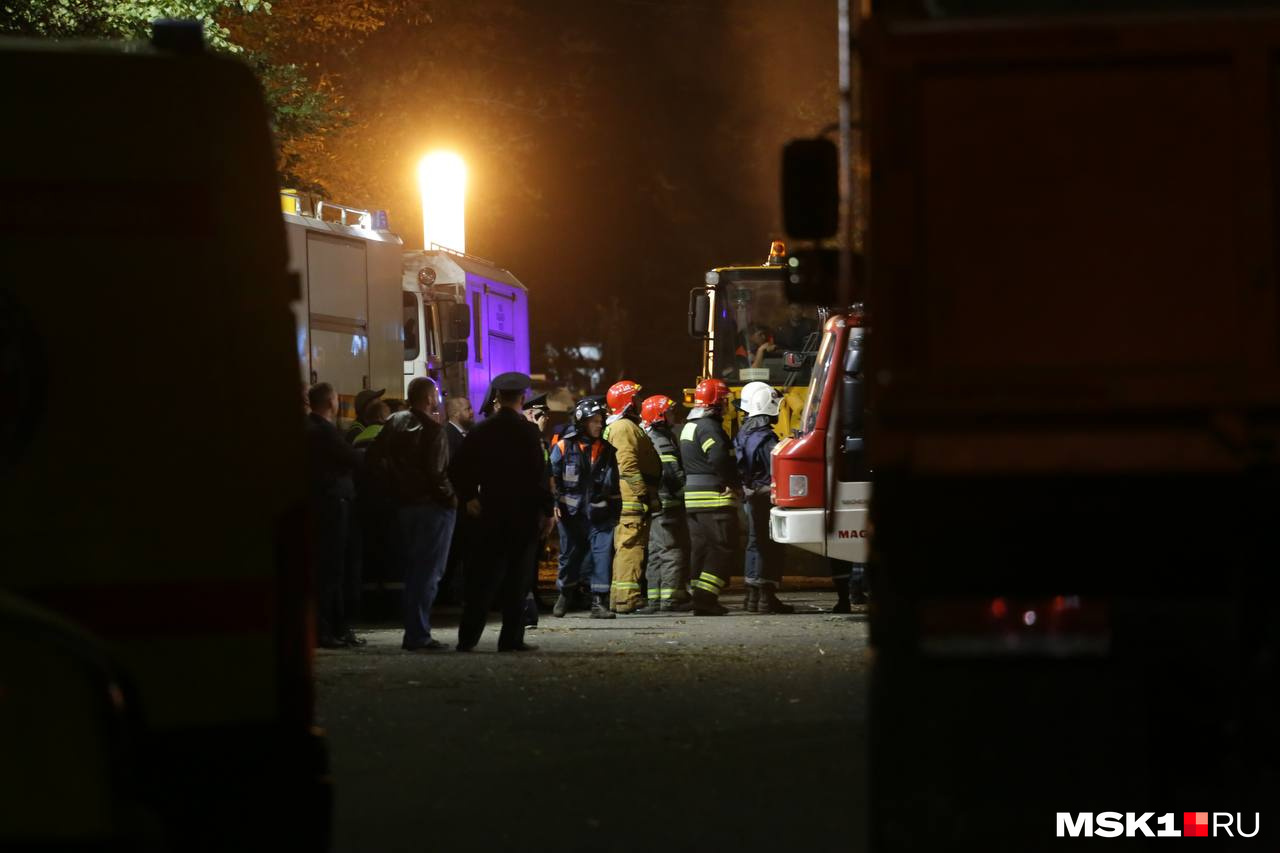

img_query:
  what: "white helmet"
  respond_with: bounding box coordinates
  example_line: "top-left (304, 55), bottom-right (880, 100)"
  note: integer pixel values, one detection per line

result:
top-left (740, 381), bottom-right (781, 418)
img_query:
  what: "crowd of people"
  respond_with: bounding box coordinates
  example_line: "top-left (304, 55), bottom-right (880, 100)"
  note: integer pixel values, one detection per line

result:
top-left (303, 370), bottom-right (863, 653)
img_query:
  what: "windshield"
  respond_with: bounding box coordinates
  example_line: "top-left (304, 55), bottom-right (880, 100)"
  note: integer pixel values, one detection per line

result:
top-left (710, 275), bottom-right (821, 387)
top-left (798, 327), bottom-right (835, 436)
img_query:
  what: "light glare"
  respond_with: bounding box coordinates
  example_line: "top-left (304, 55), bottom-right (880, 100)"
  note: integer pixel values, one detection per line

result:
top-left (418, 151), bottom-right (467, 253)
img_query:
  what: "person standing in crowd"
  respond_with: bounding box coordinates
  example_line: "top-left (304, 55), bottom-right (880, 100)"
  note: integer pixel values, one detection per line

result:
top-left (305, 382), bottom-right (360, 648)
top-left (374, 376), bottom-right (456, 652)
top-left (773, 303), bottom-right (819, 352)
top-left (603, 380), bottom-right (662, 614)
top-left (451, 372), bottom-right (555, 652)
top-left (679, 378), bottom-right (739, 616)
top-left (445, 395), bottom-right (473, 457)
top-left (521, 394), bottom-right (554, 627)
top-left (345, 387), bottom-right (385, 444)
top-left (828, 560), bottom-right (868, 613)
top-left (439, 395), bottom-right (475, 605)
top-left (735, 381), bottom-right (794, 614)
top-left (549, 396), bottom-right (619, 619)
top-left (342, 398), bottom-right (391, 642)
top-left (638, 394), bottom-right (692, 613)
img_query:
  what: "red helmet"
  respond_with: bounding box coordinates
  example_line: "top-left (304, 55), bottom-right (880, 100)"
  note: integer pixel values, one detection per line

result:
top-left (607, 380), bottom-right (642, 416)
top-left (640, 394), bottom-right (675, 426)
top-left (693, 378), bottom-right (731, 410)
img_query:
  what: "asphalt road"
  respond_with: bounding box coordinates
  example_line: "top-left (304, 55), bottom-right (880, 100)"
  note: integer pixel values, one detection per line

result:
top-left (315, 587), bottom-right (869, 853)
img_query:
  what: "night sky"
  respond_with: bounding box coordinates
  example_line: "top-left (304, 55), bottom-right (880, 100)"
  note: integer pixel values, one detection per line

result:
top-left (305, 0), bottom-right (836, 399)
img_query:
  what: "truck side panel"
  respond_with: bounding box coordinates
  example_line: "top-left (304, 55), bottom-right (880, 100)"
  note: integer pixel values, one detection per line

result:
top-left (366, 238), bottom-right (405, 401)
top-left (466, 274), bottom-right (531, 409)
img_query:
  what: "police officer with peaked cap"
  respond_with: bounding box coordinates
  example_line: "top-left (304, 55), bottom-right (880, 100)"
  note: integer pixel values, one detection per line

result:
top-left (450, 372), bottom-right (556, 651)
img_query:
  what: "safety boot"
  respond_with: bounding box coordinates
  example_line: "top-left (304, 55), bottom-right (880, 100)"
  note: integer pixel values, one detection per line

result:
top-left (636, 598), bottom-right (662, 615)
top-left (553, 590), bottom-right (571, 618)
top-left (744, 585), bottom-right (760, 613)
top-left (831, 576), bottom-right (852, 614)
top-left (758, 586), bottom-right (795, 614)
top-left (590, 593), bottom-right (617, 619)
top-left (662, 598), bottom-right (693, 613)
top-left (692, 589), bottom-right (728, 616)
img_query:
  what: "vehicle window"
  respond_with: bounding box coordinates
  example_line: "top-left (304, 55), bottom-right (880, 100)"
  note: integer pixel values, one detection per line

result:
top-left (798, 328), bottom-right (835, 435)
top-left (714, 277), bottom-right (819, 386)
top-left (403, 292), bottom-right (420, 361)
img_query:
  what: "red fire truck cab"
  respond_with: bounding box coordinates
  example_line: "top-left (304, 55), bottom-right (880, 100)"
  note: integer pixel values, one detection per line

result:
top-left (769, 307), bottom-right (870, 561)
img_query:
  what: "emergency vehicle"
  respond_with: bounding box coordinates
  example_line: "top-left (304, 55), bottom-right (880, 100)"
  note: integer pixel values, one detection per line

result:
top-left (281, 191), bottom-right (404, 426)
top-left (768, 306), bottom-right (870, 561)
top-left (281, 197), bottom-right (531, 420)
top-left (402, 246), bottom-right (531, 409)
top-left (686, 242), bottom-right (821, 436)
top-left (3, 28), bottom-right (326, 848)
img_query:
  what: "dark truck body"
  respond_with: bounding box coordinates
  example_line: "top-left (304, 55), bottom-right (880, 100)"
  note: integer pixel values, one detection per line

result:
top-left (1, 36), bottom-right (325, 849)
top-left (863, 9), bottom-right (1280, 848)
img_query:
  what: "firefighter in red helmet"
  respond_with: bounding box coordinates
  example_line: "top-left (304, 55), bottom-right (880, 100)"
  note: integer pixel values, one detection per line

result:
top-left (639, 394), bottom-right (693, 612)
top-left (603, 380), bottom-right (663, 613)
top-left (678, 378), bottom-right (739, 615)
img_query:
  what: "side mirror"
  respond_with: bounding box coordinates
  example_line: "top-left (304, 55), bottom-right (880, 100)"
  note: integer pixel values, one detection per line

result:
top-left (840, 375), bottom-right (863, 433)
top-left (688, 290), bottom-right (710, 338)
top-left (783, 351), bottom-right (807, 370)
top-left (442, 340), bottom-right (468, 363)
top-left (782, 138), bottom-right (839, 240)
top-left (446, 304), bottom-right (471, 340)
top-left (784, 248), bottom-right (840, 306)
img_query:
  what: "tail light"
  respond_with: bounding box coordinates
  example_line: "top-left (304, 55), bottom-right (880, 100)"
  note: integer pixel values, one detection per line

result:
top-left (917, 596), bottom-right (1109, 659)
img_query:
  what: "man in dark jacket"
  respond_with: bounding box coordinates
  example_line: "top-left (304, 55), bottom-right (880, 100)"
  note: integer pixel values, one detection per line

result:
top-left (305, 382), bottom-right (360, 648)
top-left (734, 381), bottom-right (794, 614)
top-left (450, 372), bottom-right (555, 652)
top-left (374, 376), bottom-right (456, 652)
top-left (679, 378), bottom-right (739, 616)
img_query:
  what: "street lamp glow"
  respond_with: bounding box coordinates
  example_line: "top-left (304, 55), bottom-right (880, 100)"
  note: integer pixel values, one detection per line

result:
top-left (418, 151), bottom-right (467, 253)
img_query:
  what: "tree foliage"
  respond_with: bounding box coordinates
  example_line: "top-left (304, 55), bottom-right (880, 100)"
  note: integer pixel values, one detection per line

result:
top-left (0, 0), bottom-right (262, 51)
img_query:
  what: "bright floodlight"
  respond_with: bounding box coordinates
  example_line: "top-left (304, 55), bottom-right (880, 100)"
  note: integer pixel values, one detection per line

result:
top-left (418, 151), bottom-right (467, 253)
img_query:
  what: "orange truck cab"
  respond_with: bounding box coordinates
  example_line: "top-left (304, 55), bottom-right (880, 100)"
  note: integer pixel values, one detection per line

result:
top-left (1, 27), bottom-right (326, 850)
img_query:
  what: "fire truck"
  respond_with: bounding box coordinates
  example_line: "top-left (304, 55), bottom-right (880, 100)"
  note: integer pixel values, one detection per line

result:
top-left (768, 306), bottom-right (870, 561)
top-left (686, 242), bottom-right (821, 436)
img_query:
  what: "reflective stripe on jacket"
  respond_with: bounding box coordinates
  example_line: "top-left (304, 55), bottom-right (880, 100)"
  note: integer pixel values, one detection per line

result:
top-left (604, 416), bottom-right (661, 516)
top-left (644, 422), bottom-right (686, 511)
top-left (549, 428), bottom-right (621, 524)
top-left (678, 415), bottom-right (740, 511)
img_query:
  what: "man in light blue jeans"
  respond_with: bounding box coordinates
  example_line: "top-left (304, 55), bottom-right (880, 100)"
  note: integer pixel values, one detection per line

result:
top-left (372, 377), bottom-right (457, 651)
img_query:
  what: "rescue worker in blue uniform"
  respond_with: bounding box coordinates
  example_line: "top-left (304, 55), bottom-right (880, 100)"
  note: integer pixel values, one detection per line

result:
top-left (550, 396), bottom-right (620, 619)
top-left (735, 381), bottom-right (794, 614)
top-left (450, 372), bottom-right (555, 652)
top-left (679, 378), bottom-right (739, 616)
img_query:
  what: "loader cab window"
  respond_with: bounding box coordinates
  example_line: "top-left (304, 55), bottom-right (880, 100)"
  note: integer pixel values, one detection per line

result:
top-left (714, 275), bottom-right (816, 386)
top-left (403, 292), bottom-right (421, 361)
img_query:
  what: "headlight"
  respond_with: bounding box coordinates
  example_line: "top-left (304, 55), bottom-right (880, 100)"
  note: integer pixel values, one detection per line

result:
top-left (789, 474), bottom-right (808, 497)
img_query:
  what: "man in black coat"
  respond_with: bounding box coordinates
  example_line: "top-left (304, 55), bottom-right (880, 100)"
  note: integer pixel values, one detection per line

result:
top-left (450, 372), bottom-right (555, 652)
top-left (305, 382), bottom-right (360, 648)
top-left (374, 377), bottom-right (457, 652)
